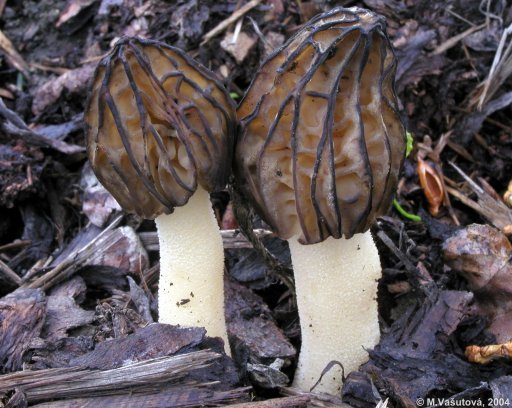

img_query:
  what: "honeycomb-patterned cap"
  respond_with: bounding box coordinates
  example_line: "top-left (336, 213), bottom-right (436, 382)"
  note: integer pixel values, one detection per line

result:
top-left (235, 7), bottom-right (406, 244)
top-left (85, 37), bottom-right (236, 219)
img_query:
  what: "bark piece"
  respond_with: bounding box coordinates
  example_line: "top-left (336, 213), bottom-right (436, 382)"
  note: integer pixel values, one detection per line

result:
top-left (52, 224), bottom-right (148, 275)
top-left (0, 288), bottom-right (46, 372)
top-left (69, 323), bottom-right (205, 369)
top-left (41, 296), bottom-right (96, 340)
top-left (364, 290), bottom-right (477, 405)
top-left (81, 163), bottom-right (122, 228)
top-left (221, 32), bottom-right (257, 63)
top-left (0, 99), bottom-right (84, 155)
top-left (171, 0), bottom-right (210, 47)
top-left (127, 276), bottom-right (153, 323)
top-left (8, 205), bottom-right (53, 272)
top-left (56, 0), bottom-right (97, 28)
top-left (31, 64), bottom-right (96, 115)
top-left (247, 361), bottom-right (289, 389)
top-left (49, 276), bottom-right (87, 304)
top-left (443, 224), bottom-right (512, 292)
top-left (30, 386), bottom-right (250, 407)
top-left (490, 376), bottom-right (512, 401)
top-left (0, 29), bottom-right (29, 76)
top-left (443, 224), bottom-right (512, 342)
top-left (341, 371), bottom-right (381, 407)
top-left (28, 336), bottom-right (94, 370)
top-left (23, 218), bottom-right (147, 292)
top-left (225, 279), bottom-right (296, 362)
top-left (0, 350), bottom-right (249, 405)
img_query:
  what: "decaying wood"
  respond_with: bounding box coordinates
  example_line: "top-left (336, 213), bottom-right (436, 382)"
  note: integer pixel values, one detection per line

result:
top-left (490, 376), bottom-right (512, 400)
top-left (0, 257), bottom-right (22, 287)
top-left (364, 290), bottom-right (479, 407)
top-left (68, 324), bottom-right (205, 369)
top-left (341, 371), bottom-right (382, 407)
top-left (444, 224), bottom-right (512, 343)
top-left (41, 295), bottom-right (95, 340)
top-left (22, 216), bottom-right (123, 290)
top-left (0, 29), bottom-right (29, 77)
top-left (280, 387), bottom-right (352, 407)
top-left (229, 395), bottom-right (310, 407)
top-left (447, 162), bottom-right (512, 232)
top-left (225, 279), bottom-right (295, 363)
top-left (0, 99), bottom-right (83, 155)
top-left (138, 228), bottom-right (274, 251)
top-left (31, 386), bottom-right (251, 407)
top-left (0, 350), bottom-right (250, 405)
top-left (0, 288), bottom-right (46, 372)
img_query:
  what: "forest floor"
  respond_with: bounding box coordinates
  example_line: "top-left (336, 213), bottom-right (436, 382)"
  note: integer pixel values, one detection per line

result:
top-left (1, 0), bottom-right (512, 407)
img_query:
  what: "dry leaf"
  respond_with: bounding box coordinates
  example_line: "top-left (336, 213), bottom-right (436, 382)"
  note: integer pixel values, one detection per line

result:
top-left (417, 158), bottom-right (444, 216)
top-left (466, 342), bottom-right (512, 364)
top-left (443, 224), bottom-right (512, 343)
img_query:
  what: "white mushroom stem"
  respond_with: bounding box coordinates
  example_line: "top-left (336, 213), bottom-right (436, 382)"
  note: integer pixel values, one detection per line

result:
top-left (288, 231), bottom-right (381, 395)
top-left (155, 186), bottom-right (230, 354)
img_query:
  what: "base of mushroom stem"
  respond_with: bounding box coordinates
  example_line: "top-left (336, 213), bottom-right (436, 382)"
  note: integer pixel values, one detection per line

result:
top-left (155, 186), bottom-right (230, 355)
top-left (287, 231), bottom-right (381, 395)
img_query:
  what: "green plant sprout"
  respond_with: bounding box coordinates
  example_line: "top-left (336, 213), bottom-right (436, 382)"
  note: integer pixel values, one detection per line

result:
top-left (405, 130), bottom-right (414, 157)
top-left (393, 131), bottom-right (422, 222)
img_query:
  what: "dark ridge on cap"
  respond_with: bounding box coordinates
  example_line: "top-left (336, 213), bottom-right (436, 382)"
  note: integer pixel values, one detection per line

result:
top-left (235, 7), bottom-right (406, 244)
top-left (85, 37), bottom-right (236, 219)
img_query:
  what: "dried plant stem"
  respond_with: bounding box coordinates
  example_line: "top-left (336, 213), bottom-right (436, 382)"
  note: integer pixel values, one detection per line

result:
top-left (22, 216), bottom-right (123, 290)
top-left (201, 0), bottom-right (262, 45)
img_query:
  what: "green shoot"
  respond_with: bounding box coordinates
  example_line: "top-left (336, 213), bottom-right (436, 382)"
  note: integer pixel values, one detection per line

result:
top-left (393, 198), bottom-right (422, 222)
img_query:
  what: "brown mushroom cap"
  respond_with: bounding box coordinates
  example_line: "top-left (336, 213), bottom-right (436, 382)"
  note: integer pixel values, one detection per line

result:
top-left (235, 7), bottom-right (406, 244)
top-left (85, 37), bottom-right (236, 219)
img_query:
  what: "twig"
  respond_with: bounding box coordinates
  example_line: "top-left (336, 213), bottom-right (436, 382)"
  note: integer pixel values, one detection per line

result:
top-left (0, 0), bottom-right (6, 17)
top-left (0, 258), bottom-right (22, 286)
top-left (248, 16), bottom-right (273, 54)
top-left (139, 228), bottom-right (275, 251)
top-left (0, 98), bottom-right (84, 154)
top-left (431, 23), bottom-right (486, 56)
top-left (23, 216), bottom-right (123, 290)
top-left (0, 29), bottom-right (29, 77)
top-left (201, 0), bottom-right (263, 45)
top-left (448, 161), bottom-right (512, 230)
top-left (0, 240), bottom-right (31, 252)
top-left (478, 23), bottom-right (512, 109)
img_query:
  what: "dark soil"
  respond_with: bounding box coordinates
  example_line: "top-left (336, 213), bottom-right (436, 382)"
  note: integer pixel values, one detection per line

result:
top-left (1, 0), bottom-right (512, 407)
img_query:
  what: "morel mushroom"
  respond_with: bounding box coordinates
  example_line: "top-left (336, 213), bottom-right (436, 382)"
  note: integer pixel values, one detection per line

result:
top-left (85, 37), bottom-right (236, 352)
top-left (235, 7), bottom-right (405, 393)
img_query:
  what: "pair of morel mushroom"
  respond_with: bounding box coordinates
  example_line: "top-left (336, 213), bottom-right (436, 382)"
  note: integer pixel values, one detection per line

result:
top-left (85, 7), bottom-right (405, 395)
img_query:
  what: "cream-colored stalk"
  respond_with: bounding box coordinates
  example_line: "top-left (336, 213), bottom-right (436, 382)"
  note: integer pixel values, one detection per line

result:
top-left (288, 230), bottom-right (380, 395)
top-left (155, 186), bottom-right (229, 354)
